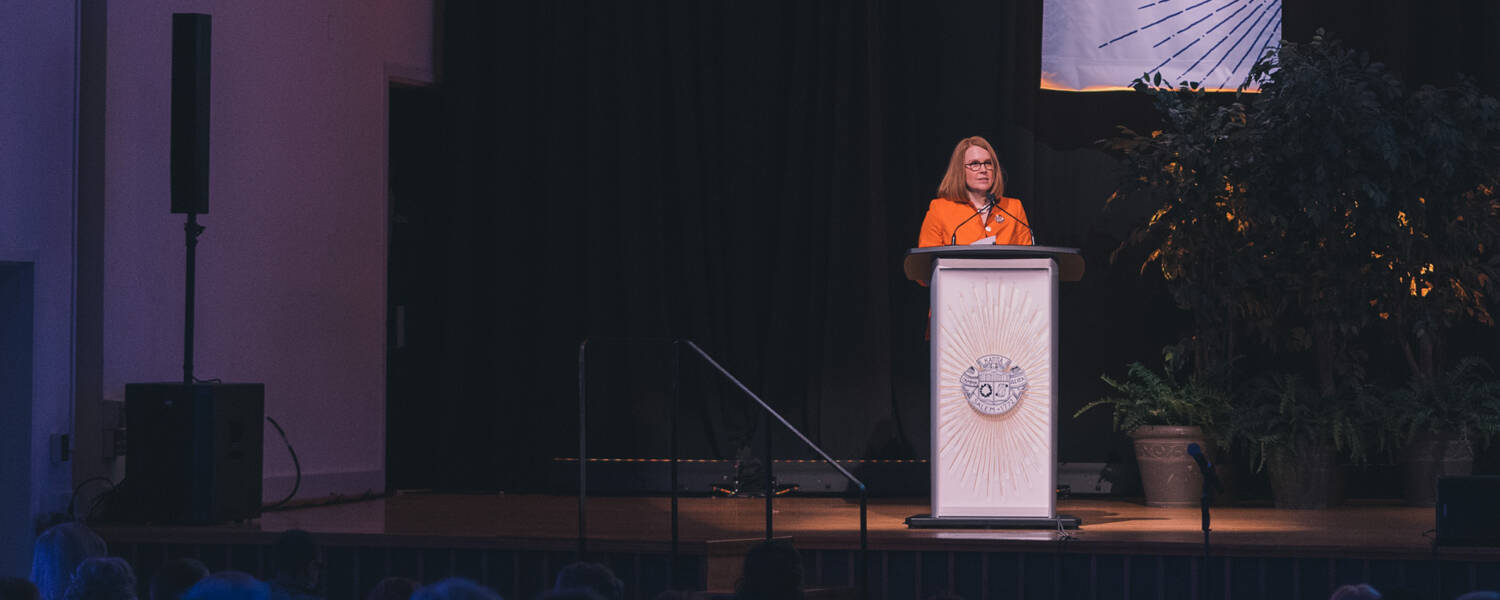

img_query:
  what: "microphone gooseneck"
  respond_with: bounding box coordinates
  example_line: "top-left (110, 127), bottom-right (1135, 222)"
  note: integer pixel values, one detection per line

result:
top-left (949, 194), bottom-right (998, 245)
top-left (1186, 443), bottom-right (1224, 493)
top-left (994, 204), bottom-right (1031, 231)
top-left (988, 193), bottom-right (1035, 244)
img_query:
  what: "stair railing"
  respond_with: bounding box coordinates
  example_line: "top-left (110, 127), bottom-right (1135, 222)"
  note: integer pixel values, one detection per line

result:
top-left (577, 337), bottom-right (869, 598)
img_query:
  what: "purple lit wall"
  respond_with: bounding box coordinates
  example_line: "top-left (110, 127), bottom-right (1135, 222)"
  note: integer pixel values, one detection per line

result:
top-left (91, 1), bottom-right (434, 502)
top-left (0, 1), bottom-right (81, 577)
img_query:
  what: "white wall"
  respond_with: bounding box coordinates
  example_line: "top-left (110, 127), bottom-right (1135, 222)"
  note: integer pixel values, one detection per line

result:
top-left (0, 0), bottom-right (80, 576)
top-left (100, 1), bottom-right (434, 501)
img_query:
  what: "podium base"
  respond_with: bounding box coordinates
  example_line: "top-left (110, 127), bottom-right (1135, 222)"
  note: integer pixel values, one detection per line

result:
top-left (904, 514), bottom-right (1081, 529)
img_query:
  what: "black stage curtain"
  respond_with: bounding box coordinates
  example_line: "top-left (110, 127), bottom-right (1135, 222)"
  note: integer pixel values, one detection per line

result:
top-left (388, 0), bottom-right (1500, 492)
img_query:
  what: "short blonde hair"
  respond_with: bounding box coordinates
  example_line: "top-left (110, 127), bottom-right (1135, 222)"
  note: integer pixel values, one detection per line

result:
top-left (936, 136), bottom-right (1004, 204)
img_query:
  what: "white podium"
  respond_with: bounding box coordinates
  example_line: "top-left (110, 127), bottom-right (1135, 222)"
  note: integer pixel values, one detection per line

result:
top-left (902, 246), bottom-right (1084, 529)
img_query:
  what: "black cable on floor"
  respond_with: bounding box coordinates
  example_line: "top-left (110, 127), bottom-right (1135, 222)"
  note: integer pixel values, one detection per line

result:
top-left (264, 416), bottom-right (301, 510)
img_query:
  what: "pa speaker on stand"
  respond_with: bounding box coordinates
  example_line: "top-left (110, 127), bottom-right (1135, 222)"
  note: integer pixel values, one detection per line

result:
top-left (108, 13), bottom-right (269, 525)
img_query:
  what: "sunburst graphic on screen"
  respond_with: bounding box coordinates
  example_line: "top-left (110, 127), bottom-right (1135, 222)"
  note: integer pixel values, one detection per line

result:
top-left (1096, 0), bottom-right (1282, 90)
top-left (936, 280), bottom-right (1052, 500)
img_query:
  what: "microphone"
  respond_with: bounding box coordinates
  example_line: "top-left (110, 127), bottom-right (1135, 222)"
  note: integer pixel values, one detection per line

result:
top-left (950, 194), bottom-right (998, 245)
top-left (988, 193), bottom-right (1036, 245)
top-left (1186, 443), bottom-right (1223, 494)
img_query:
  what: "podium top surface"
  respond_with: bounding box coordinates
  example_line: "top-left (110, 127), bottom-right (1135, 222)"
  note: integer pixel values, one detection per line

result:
top-left (904, 245), bottom-right (1085, 282)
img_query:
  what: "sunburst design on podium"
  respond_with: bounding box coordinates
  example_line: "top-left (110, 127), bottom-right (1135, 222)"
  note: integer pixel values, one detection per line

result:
top-left (936, 280), bottom-right (1052, 500)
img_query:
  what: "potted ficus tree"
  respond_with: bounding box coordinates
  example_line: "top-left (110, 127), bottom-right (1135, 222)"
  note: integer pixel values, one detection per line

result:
top-left (1074, 349), bottom-right (1231, 507)
top-left (1364, 76), bottom-right (1500, 505)
top-left (1232, 33), bottom-right (1409, 404)
top-left (1105, 31), bottom-right (1500, 507)
top-left (1217, 34), bottom-right (1405, 508)
top-left (1102, 71), bottom-right (1258, 383)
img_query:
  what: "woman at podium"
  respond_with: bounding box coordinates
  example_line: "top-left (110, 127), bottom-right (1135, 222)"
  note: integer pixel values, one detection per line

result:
top-left (917, 136), bottom-right (1034, 247)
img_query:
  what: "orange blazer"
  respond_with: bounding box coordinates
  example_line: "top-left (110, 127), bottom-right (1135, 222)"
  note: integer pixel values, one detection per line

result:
top-left (916, 197), bottom-right (1034, 248)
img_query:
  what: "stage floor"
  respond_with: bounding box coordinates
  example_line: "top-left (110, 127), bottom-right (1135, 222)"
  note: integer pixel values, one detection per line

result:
top-left (94, 494), bottom-right (1498, 561)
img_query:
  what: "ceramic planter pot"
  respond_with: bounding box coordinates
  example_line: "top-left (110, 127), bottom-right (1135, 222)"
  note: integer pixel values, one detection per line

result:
top-left (1399, 433), bottom-right (1473, 507)
top-left (1130, 425), bottom-right (1210, 508)
top-left (1267, 441), bottom-right (1343, 509)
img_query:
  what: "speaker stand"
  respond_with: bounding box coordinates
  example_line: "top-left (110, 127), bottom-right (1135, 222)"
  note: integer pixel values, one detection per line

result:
top-left (183, 212), bottom-right (204, 384)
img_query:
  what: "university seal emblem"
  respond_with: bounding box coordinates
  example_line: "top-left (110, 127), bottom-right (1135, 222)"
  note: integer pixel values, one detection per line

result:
top-left (959, 354), bottom-right (1027, 415)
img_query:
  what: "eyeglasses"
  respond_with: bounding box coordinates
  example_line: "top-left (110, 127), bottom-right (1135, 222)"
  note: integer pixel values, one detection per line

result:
top-left (964, 160), bottom-right (996, 172)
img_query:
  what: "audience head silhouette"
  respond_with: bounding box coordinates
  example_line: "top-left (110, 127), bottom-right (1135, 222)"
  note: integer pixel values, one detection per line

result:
top-left (63, 557), bottom-right (136, 600)
top-left (269, 530), bottom-right (321, 599)
top-left (184, 572), bottom-right (268, 600)
top-left (553, 562), bottom-right (622, 600)
top-left (31, 523), bottom-right (108, 600)
top-left (735, 540), bottom-right (803, 600)
top-left (1328, 584), bottom-right (1381, 600)
top-left (409, 578), bottom-right (501, 600)
top-left (150, 558), bottom-right (209, 600)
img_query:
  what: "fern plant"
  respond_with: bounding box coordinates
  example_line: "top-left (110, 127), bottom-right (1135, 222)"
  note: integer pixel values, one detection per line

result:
top-left (1225, 373), bottom-right (1381, 470)
top-left (1381, 357), bottom-right (1500, 449)
top-left (1074, 356), bottom-right (1231, 440)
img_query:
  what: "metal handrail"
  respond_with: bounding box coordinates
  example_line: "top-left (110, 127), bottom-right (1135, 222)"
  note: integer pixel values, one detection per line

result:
top-left (577, 337), bottom-right (870, 598)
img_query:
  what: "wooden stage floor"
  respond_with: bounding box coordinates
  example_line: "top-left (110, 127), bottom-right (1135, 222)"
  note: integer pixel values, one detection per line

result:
top-left (96, 494), bottom-right (1498, 561)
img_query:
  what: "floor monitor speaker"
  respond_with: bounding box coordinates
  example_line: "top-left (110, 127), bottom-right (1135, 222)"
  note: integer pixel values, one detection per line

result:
top-left (1436, 475), bottom-right (1500, 547)
top-left (124, 383), bottom-right (263, 524)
